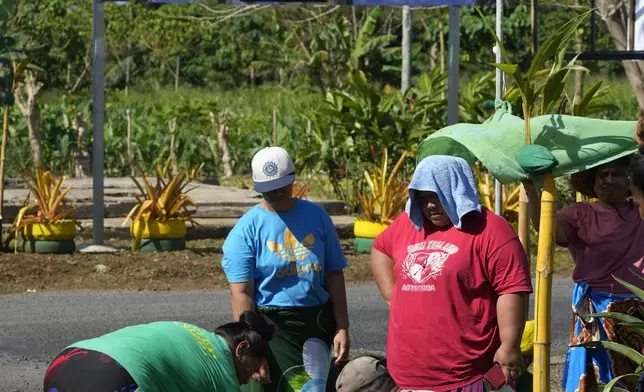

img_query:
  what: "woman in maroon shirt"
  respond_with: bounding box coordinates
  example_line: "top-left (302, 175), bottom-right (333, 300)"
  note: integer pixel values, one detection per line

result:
top-left (524, 156), bottom-right (644, 392)
top-left (370, 156), bottom-right (533, 392)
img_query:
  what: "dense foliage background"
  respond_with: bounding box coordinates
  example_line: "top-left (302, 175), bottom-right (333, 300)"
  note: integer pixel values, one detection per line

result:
top-left (0, 0), bottom-right (638, 209)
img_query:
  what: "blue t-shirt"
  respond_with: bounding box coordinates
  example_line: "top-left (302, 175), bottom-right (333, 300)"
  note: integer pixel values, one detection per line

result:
top-left (221, 199), bottom-right (347, 307)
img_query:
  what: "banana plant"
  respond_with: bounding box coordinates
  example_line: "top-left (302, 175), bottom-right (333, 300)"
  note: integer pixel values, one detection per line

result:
top-left (476, 8), bottom-right (592, 144)
top-left (565, 79), bottom-right (619, 117)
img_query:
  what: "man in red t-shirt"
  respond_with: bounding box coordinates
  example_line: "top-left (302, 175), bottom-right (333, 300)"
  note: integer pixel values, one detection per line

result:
top-left (371, 156), bottom-right (533, 392)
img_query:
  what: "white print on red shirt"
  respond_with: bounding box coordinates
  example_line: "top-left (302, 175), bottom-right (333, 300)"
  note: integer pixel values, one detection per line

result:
top-left (400, 240), bottom-right (459, 292)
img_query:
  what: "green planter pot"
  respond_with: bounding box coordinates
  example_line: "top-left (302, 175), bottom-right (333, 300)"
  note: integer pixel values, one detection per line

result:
top-left (12, 238), bottom-right (76, 254)
top-left (354, 237), bottom-right (375, 254)
top-left (134, 238), bottom-right (186, 253)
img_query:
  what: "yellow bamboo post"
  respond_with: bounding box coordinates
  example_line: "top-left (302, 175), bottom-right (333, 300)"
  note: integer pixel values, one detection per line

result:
top-left (518, 185), bottom-right (530, 260)
top-left (0, 106), bottom-right (9, 236)
top-left (533, 173), bottom-right (557, 392)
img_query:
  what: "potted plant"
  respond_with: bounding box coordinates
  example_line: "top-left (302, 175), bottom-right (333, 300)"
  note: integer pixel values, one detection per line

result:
top-left (123, 172), bottom-right (198, 252)
top-left (10, 167), bottom-right (77, 254)
top-left (354, 149), bottom-right (409, 253)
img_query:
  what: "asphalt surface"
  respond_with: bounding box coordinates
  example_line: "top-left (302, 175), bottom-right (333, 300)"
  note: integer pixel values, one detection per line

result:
top-left (0, 280), bottom-right (574, 392)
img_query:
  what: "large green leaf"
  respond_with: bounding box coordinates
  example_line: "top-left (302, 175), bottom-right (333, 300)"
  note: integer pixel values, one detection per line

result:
top-left (351, 7), bottom-right (381, 69)
top-left (632, 268), bottom-right (644, 286)
top-left (575, 341), bottom-right (644, 366)
top-left (613, 274), bottom-right (644, 301)
top-left (601, 373), bottom-right (640, 392)
top-left (541, 68), bottom-right (572, 115)
top-left (492, 63), bottom-right (518, 74)
top-left (540, 61), bottom-right (588, 115)
top-left (475, 7), bottom-right (513, 65)
top-left (352, 35), bottom-right (396, 62)
top-left (619, 322), bottom-right (644, 329)
top-left (527, 10), bottom-right (592, 80)
top-left (587, 312), bottom-right (644, 325)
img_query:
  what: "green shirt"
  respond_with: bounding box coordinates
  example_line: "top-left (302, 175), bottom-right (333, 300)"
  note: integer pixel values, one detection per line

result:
top-left (69, 321), bottom-right (241, 392)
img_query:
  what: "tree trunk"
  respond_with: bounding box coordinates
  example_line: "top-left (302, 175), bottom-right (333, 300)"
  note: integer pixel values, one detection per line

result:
top-left (174, 56), bottom-right (180, 92)
top-left (439, 17), bottom-right (445, 73)
top-left (66, 63), bottom-right (72, 89)
top-left (15, 72), bottom-right (43, 169)
top-left (574, 0), bottom-right (584, 103)
top-left (430, 42), bottom-right (438, 70)
top-left (597, 0), bottom-right (644, 111)
top-left (211, 110), bottom-right (233, 178)
top-left (125, 55), bottom-right (131, 96)
top-left (157, 61), bottom-right (165, 91)
top-left (168, 118), bottom-right (179, 176)
top-left (272, 107), bottom-right (278, 146)
top-left (126, 5), bottom-right (134, 96)
top-left (126, 109), bottom-right (134, 176)
top-left (72, 115), bottom-right (90, 178)
top-left (352, 7), bottom-right (359, 41)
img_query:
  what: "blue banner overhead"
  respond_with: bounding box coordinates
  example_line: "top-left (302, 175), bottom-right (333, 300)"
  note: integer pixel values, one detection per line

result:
top-left (143, 0), bottom-right (478, 5)
top-left (146, 0), bottom-right (197, 3)
top-left (345, 0), bottom-right (474, 4)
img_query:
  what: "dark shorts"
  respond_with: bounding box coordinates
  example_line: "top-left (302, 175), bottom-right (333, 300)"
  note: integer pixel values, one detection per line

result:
top-left (43, 347), bottom-right (139, 392)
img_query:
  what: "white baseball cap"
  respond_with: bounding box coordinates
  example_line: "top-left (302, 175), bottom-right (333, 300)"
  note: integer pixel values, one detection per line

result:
top-left (251, 147), bottom-right (296, 193)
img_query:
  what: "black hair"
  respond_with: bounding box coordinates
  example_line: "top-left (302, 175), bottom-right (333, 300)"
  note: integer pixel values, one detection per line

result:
top-left (215, 311), bottom-right (275, 360)
top-left (630, 154), bottom-right (644, 195)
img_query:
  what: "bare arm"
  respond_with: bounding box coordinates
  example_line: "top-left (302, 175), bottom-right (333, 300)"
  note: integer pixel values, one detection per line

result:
top-left (494, 292), bottom-right (529, 379)
top-left (326, 270), bottom-right (349, 330)
top-left (370, 248), bottom-right (395, 305)
top-left (497, 293), bottom-right (528, 350)
top-left (522, 181), bottom-right (568, 245)
top-left (230, 281), bottom-right (255, 321)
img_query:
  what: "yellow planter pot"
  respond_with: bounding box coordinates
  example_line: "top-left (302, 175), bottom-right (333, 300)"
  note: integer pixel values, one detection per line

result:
top-left (22, 220), bottom-right (76, 241)
top-left (131, 218), bottom-right (187, 240)
top-left (354, 219), bottom-right (389, 239)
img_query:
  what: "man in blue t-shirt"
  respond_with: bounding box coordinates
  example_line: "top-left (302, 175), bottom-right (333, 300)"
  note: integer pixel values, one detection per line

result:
top-left (221, 147), bottom-right (350, 392)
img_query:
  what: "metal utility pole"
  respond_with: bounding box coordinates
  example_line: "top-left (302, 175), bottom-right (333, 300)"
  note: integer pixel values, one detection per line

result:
top-left (401, 6), bottom-right (412, 94)
top-left (92, 0), bottom-right (105, 245)
top-left (446, 7), bottom-right (460, 126)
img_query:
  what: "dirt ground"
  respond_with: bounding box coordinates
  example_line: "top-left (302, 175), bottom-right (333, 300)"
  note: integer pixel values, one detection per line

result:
top-left (0, 237), bottom-right (574, 295)
top-left (0, 239), bottom-right (375, 295)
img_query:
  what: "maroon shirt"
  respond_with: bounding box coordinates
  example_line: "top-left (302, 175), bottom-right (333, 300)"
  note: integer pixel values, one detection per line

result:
top-left (557, 201), bottom-right (644, 294)
top-left (373, 208), bottom-right (533, 391)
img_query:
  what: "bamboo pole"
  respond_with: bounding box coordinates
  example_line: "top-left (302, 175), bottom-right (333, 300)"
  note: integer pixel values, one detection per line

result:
top-left (0, 106), bottom-right (10, 236)
top-left (518, 185), bottom-right (530, 259)
top-left (533, 173), bottom-right (557, 392)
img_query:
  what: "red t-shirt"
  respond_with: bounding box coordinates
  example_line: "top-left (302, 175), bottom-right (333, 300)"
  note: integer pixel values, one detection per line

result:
top-left (372, 208), bottom-right (533, 391)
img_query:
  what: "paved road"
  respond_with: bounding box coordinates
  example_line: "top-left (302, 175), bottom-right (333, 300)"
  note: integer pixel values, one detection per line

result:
top-left (0, 280), bottom-right (574, 392)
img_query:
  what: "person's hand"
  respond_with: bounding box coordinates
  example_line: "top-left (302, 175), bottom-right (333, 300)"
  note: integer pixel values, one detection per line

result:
top-left (252, 361), bottom-right (271, 384)
top-left (494, 344), bottom-right (524, 382)
top-left (332, 328), bottom-right (350, 365)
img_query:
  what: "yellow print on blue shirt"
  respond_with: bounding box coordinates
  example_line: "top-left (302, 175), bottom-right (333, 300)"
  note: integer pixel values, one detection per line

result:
top-left (173, 322), bottom-right (217, 359)
top-left (267, 229), bottom-right (321, 279)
